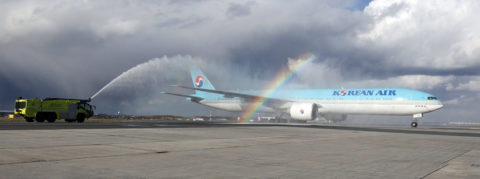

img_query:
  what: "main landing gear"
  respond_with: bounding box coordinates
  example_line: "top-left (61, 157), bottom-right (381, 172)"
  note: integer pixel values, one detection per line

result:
top-left (411, 113), bottom-right (422, 128)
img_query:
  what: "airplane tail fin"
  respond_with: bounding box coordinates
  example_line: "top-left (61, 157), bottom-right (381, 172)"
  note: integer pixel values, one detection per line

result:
top-left (189, 65), bottom-right (221, 100)
top-left (190, 65), bottom-right (215, 90)
top-left (164, 65), bottom-right (220, 101)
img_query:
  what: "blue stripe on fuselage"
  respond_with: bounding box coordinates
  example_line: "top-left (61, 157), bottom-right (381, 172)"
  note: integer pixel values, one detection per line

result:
top-left (192, 88), bottom-right (438, 102)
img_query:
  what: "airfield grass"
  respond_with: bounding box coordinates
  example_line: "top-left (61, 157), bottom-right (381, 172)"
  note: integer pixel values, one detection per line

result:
top-left (0, 117), bottom-right (25, 122)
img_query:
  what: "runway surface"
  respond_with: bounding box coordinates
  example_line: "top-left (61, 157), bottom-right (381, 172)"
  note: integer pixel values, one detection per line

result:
top-left (0, 121), bottom-right (479, 178)
top-left (1, 120), bottom-right (480, 137)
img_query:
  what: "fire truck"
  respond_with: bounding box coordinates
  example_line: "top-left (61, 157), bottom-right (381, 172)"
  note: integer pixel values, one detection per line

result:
top-left (14, 97), bottom-right (95, 123)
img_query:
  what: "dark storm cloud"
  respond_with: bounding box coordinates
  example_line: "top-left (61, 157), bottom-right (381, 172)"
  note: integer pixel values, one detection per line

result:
top-left (227, 5), bottom-right (371, 79)
top-left (1, 0), bottom-right (480, 122)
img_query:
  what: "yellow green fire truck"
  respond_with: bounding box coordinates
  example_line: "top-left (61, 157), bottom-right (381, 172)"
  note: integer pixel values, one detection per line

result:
top-left (14, 97), bottom-right (95, 123)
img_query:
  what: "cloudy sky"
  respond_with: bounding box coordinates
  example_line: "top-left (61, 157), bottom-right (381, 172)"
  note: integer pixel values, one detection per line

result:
top-left (1, 0), bottom-right (479, 123)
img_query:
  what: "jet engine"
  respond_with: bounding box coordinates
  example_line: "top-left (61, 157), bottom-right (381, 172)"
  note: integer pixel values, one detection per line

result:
top-left (289, 103), bottom-right (318, 120)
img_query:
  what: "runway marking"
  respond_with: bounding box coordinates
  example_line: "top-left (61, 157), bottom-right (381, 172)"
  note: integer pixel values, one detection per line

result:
top-left (419, 149), bottom-right (471, 178)
top-left (419, 163), bottom-right (449, 179)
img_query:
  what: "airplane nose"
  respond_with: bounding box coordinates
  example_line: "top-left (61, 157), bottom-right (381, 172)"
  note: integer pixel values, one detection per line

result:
top-left (426, 101), bottom-right (443, 112)
top-left (433, 101), bottom-right (443, 110)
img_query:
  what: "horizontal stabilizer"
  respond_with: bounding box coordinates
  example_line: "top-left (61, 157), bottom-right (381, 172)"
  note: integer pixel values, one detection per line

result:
top-left (161, 91), bottom-right (204, 102)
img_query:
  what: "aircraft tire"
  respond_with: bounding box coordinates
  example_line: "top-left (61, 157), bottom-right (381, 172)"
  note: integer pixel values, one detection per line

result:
top-left (411, 122), bottom-right (418, 128)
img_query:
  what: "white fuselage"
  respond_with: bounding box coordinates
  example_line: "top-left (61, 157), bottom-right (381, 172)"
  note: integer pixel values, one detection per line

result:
top-left (199, 99), bottom-right (443, 116)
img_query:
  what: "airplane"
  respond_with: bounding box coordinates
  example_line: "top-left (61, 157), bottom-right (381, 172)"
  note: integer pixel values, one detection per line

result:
top-left (164, 66), bottom-right (444, 127)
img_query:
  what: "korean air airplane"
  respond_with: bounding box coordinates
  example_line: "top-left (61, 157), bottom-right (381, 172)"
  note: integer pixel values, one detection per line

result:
top-left (164, 66), bottom-right (443, 127)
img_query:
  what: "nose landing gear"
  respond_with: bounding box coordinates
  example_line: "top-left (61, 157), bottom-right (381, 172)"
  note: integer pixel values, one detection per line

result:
top-left (411, 113), bottom-right (422, 128)
top-left (411, 121), bottom-right (418, 128)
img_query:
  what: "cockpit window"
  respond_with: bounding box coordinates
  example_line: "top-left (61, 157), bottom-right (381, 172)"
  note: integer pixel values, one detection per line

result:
top-left (427, 96), bottom-right (438, 100)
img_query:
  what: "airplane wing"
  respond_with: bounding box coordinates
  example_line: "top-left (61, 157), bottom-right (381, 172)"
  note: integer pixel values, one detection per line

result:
top-left (161, 92), bottom-right (204, 103)
top-left (172, 85), bottom-right (292, 109)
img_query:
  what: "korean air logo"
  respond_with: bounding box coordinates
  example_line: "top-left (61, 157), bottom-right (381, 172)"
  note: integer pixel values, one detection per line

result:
top-left (195, 75), bottom-right (204, 88)
top-left (332, 89), bottom-right (396, 96)
top-left (300, 109), bottom-right (305, 115)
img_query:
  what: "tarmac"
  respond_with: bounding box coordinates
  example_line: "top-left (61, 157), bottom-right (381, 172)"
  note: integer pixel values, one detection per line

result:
top-left (0, 121), bottom-right (479, 178)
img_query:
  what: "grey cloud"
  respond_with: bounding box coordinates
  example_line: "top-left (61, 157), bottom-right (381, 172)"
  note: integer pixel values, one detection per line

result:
top-left (1, 0), bottom-right (480, 122)
top-left (360, 0), bottom-right (480, 70)
top-left (157, 16), bottom-right (209, 29)
top-left (226, 2), bottom-right (255, 18)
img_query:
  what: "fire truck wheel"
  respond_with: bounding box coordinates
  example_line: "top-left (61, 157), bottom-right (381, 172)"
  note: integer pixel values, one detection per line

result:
top-left (77, 114), bottom-right (85, 123)
top-left (36, 113), bottom-right (45, 123)
top-left (47, 113), bottom-right (56, 123)
top-left (25, 117), bottom-right (34, 122)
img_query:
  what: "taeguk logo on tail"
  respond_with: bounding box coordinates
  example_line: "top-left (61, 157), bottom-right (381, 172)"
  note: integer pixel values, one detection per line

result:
top-left (300, 109), bottom-right (304, 114)
top-left (195, 75), bottom-right (204, 88)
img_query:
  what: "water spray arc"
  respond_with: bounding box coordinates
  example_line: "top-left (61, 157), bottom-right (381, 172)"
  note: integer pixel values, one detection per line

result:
top-left (89, 55), bottom-right (194, 100)
top-left (90, 74), bottom-right (124, 100)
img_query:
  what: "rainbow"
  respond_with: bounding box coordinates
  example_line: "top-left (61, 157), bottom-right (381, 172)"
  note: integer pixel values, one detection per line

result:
top-left (239, 53), bottom-right (316, 123)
